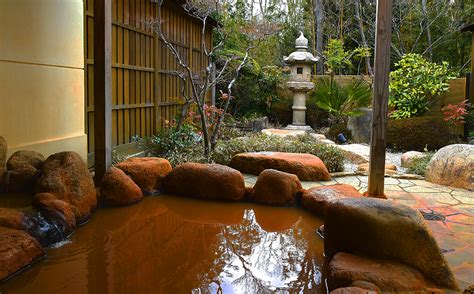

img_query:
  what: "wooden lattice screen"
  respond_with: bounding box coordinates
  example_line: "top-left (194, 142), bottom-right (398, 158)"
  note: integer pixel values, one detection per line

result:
top-left (84, 0), bottom-right (211, 158)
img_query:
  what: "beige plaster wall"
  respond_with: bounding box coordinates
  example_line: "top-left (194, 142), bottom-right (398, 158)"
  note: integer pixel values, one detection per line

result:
top-left (0, 0), bottom-right (87, 160)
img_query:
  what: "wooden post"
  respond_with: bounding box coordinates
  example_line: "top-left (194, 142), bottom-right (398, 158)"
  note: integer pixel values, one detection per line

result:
top-left (94, 0), bottom-right (112, 185)
top-left (367, 0), bottom-right (392, 198)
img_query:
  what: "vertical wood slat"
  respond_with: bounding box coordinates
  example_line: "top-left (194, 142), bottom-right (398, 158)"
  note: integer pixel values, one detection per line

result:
top-left (368, 0), bottom-right (393, 198)
top-left (93, 0), bottom-right (112, 183)
top-left (86, 0), bottom-right (213, 157)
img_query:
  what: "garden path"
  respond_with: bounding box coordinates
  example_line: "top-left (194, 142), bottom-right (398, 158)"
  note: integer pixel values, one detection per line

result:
top-left (244, 174), bottom-right (474, 289)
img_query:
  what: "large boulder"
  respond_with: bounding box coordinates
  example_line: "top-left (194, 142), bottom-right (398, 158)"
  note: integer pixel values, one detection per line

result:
top-left (324, 198), bottom-right (458, 290)
top-left (115, 157), bottom-right (172, 194)
top-left (328, 252), bottom-right (439, 292)
top-left (0, 227), bottom-right (45, 282)
top-left (6, 150), bottom-right (45, 170)
top-left (347, 108), bottom-right (372, 144)
top-left (34, 151), bottom-right (97, 224)
top-left (248, 169), bottom-right (302, 205)
top-left (301, 184), bottom-right (362, 217)
top-left (401, 151), bottom-right (424, 168)
top-left (229, 152), bottom-right (331, 181)
top-left (425, 144), bottom-right (474, 191)
top-left (162, 163), bottom-right (246, 201)
top-left (100, 167), bottom-right (143, 206)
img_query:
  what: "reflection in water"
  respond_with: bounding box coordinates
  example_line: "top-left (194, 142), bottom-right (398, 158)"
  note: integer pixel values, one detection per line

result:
top-left (0, 196), bottom-right (325, 293)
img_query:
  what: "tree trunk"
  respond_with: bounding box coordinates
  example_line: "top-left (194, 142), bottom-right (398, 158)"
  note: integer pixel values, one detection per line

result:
top-left (354, 0), bottom-right (374, 75)
top-left (421, 0), bottom-right (433, 60)
top-left (314, 0), bottom-right (325, 74)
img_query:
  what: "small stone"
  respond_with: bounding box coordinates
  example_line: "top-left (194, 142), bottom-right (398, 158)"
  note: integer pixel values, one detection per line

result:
top-left (100, 167), bottom-right (143, 206)
top-left (357, 163), bottom-right (397, 175)
top-left (7, 166), bottom-right (40, 192)
top-left (401, 151), bottom-right (424, 168)
top-left (248, 169), bottom-right (302, 205)
top-left (335, 144), bottom-right (370, 164)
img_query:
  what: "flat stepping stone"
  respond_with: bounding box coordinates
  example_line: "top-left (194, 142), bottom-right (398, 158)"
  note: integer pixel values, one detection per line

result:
top-left (229, 152), bottom-right (331, 181)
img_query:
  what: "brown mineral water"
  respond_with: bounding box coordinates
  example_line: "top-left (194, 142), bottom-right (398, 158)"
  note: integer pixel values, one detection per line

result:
top-left (0, 195), bottom-right (325, 293)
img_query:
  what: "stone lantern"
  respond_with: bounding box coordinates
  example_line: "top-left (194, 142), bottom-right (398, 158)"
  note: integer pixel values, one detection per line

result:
top-left (284, 32), bottom-right (319, 131)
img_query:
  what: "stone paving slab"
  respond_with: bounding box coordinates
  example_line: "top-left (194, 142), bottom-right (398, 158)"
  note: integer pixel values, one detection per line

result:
top-left (243, 174), bottom-right (474, 289)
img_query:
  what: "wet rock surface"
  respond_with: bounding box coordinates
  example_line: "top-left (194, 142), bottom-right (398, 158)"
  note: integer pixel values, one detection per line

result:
top-left (32, 193), bottom-right (76, 235)
top-left (163, 163), bottom-right (246, 201)
top-left (425, 144), bottom-right (473, 191)
top-left (100, 167), bottom-right (143, 206)
top-left (34, 151), bottom-right (96, 224)
top-left (328, 252), bottom-right (439, 292)
top-left (229, 151), bottom-right (331, 181)
top-left (115, 157), bottom-right (172, 194)
top-left (248, 169), bottom-right (302, 205)
top-left (301, 184), bottom-right (362, 217)
top-left (0, 226), bottom-right (44, 282)
top-left (324, 197), bottom-right (459, 290)
top-left (0, 207), bottom-right (27, 230)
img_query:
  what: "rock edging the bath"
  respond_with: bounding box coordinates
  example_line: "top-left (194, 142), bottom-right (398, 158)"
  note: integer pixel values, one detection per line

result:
top-left (324, 197), bottom-right (459, 291)
top-left (162, 163), bottom-right (246, 201)
top-left (301, 184), bottom-right (362, 217)
top-left (248, 169), bottom-right (302, 205)
top-left (328, 252), bottom-right (440, 292)
top-left (0, 227), bottom-right (45, 282)
top-left (115, 157), bottom-right (172, 194)
top-left (229, 152), bottom-right (331, 181)
top-left (100, 167), bottom-right (143, 206)
top-left (34, 151), bottom-right (97, 224)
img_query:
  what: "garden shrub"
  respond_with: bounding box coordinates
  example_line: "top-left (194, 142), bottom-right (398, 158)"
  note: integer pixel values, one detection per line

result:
top-left (326, 123), bottom-right (353, 142)
top-left (212, 134), bottom-right (345, 172)
top-left (407, 152), bottom-right (434, 177)
top-left (386, 116), bottom-right (451, 151)
top-left (140, 125), bottom-right (345, 171)
top-left (311, 77), bottom-right (372, 123)
top-left (389, 53), bottom-right (454, 119)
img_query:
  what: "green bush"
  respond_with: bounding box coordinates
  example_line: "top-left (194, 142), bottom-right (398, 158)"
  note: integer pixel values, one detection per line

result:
top-left (387, 116), bottom-right (451, 151)
top-left (389, 54), bottom-right (454, 119)
top-left (326, 123), bottom-right (353, 142)
top-left (310, 77), bottom-right (372, 123)
top-left (407, 153), bottom-right (434, 176)
top-left (212, 134), bottom-right (345, 172)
